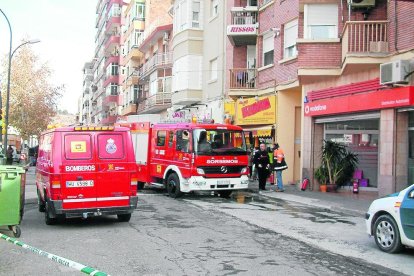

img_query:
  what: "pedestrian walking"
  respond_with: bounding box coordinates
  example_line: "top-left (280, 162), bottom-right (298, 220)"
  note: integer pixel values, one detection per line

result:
top-left (254, 143), bottom-right (270, 191)
top-left (251, 146), bottom-right (259, 180)
top-left (273, 143), bottom-right (287, 192)
top-left (247, 149), bottom-right (253, 179)
top-left (6, 145), bottom-right (13, 165)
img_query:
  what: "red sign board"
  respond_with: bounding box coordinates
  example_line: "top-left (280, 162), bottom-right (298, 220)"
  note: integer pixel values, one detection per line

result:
top-left (304, 86), bottom-right (414, 116)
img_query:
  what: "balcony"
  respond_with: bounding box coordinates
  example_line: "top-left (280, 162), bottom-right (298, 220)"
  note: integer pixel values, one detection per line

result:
top-left (103, 94), bottom-right (119, 107)
top-left (122, 47), bottom-right (142, 66)
top-left (137, 93), bottom-right (171, 114)
top-left (141, 52), bottom-right (173, 79)
top-left (121, 104), bottom-right (137, 116)
top-left (342, 20), bottom-right (389, 65)
top-left (105, 14), bottom-right (121, 35)
top-left (227, 7), bottom-right (258, 46)
top-left (104, 55), bottom-right (120, 69)
top-left (105, 35), bottom-right (120, 52)
top-left (101, 115), bottom-right (117, 125)
top-left (103, 75), bottom-right (120, 88)
top-left (229, 68), bottom-right (257, 89)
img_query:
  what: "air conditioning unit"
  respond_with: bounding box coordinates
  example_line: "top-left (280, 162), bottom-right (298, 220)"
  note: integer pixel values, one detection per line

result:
top-left (380, 60), bottom-right (411, 85)
top-left (349, 0), bottom-right (375, 8)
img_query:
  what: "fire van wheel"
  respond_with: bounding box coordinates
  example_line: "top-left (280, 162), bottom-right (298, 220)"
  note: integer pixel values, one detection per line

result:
top-left (137, 182), bottom-right (145, 190)
top-left (218, 190), bottom-right (232, 199)
top-left (44, 200), bottom-right (57, 226)
top-left (374, 214), bottom-right (403, 253)
top-left (167, 173), bottom-right (183, 199)
top-left (117, 214), bottom-right (132, 222)
top-left (37, 189), bottom-right (45, 212)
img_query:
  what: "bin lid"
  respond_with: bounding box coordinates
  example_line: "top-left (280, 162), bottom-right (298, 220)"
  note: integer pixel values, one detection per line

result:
top-left (0, 165), bottom-right (25, 173)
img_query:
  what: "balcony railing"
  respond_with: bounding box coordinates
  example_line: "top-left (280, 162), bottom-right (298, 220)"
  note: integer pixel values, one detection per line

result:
top-left (229, 68), bottom-right (257, 89)
top-left (230, 10), bottom-right (258, 25)
top-left (342, 20), bottom-right (389, 61)
top-left (141, 52), bottom-right (173, 77)
top-left (138, 93), bottom-right (171, 113)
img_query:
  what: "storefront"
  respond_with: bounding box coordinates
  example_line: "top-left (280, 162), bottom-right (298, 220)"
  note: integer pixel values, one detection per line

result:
top-left (225, 95), bottom-right (276, 149)
top-left (304, 85), bottom-right (414, 195)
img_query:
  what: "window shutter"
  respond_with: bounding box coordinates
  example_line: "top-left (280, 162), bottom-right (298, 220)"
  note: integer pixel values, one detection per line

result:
top-left (284, 19), bottom-right (298, 48)
top-left (306, 4), bottom-right (338, 26)
top-left (263, 33), bottom-right (274, 53)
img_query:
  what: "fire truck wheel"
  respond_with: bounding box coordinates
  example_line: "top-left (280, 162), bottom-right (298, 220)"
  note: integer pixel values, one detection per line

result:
top-left (218, 190), bottom-right (232, 199)
top-left (117, 213), bottom-right (132, 222)
top-left (167, 173), bottom-right (183, 199)
top-left (137, 182), bottom-right (145, 190)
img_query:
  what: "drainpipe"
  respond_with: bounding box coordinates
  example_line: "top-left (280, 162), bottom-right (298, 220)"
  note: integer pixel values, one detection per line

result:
top-left (394, 0), bottom-right (399, 52)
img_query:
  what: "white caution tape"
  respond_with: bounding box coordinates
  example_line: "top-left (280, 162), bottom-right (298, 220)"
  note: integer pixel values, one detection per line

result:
top-left (0, 233), bottom-right (110, 276)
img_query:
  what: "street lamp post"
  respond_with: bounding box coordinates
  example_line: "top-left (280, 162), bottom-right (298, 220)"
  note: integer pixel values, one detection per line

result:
top-left (1, 8), bottom-right (40, 156)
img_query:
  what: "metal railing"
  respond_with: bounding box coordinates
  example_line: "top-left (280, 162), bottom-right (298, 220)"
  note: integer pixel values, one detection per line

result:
top-left (230, 10), bottom-right (258, 25)
top-left (229, 68), bottom-right (257, 89)
top-left (342, 20), bottom-right (389, 60)
top-left (141, 52), bottom-right (173, 77)
top-left (145, 92), bottom-right (171, 108)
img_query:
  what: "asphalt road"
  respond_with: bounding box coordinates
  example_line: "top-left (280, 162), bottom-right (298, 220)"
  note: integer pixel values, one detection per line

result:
top-left (0, 187), bottom-right (411, 276)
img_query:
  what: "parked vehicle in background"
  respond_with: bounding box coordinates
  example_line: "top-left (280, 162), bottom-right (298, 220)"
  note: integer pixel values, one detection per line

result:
top-left (117, 121), bottom-right (249, 198)
top-left (366, 184), bottom-right (414, 253)
top-left (36, 126), bottom-right (138, 225)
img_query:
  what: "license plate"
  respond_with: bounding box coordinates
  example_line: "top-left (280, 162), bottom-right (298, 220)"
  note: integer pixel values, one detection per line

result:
top-left (66, 180), bottom-right (94, 188)
top-left (217, 180), bottom-right (230, 185)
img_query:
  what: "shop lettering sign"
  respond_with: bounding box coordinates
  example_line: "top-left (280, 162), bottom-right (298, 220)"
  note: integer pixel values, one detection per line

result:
top-left (304, 86), bottom-right (414, 116)
top-left (227, 25), bottom-right (257, 35)
top-left (241, 98), bottom-right (271, 118)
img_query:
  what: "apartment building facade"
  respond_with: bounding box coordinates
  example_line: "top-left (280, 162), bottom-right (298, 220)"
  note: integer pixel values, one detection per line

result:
top-left (225, 0), bottom-right (302, 185)
top-left (301, 0), bottom-right (414, 196)
top-left (79, 61), bottom-right (95, 125)
top-left (88, 0), bottom-right (123, 126)
top-left (170, 0), bottom-right (227, 123)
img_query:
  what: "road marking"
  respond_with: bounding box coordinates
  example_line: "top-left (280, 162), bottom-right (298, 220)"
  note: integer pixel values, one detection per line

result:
top-left (0, 233), bottom-right (110, 276)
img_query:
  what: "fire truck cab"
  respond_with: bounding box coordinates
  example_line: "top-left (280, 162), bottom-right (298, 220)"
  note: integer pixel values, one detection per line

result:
top-left (124, 122), bottom-right (249, 198)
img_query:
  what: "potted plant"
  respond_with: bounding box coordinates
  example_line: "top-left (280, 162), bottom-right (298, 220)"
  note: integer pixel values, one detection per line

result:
top-left (319, 140), bottom-right (359, 191)
top-left (314, 166), bottom-right (329, 192)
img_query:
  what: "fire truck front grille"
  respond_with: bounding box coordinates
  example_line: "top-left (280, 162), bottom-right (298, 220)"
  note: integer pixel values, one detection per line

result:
top-left (199, 166), bottom-right (244, 174)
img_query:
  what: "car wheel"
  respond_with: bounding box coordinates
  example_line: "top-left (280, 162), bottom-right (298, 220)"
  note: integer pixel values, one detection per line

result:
top-left (218, 190), bottom-right (232, 199)
top-left (117, 213), bottom-right (131, 222)
top-left (167, 173), bottom-right (183, 199)
top-left (45, 199), bottom-right (57, 225)
top-left (37, 189), bottom-right (45, 212)
top-left (373, 214), bottom-right (403, 253)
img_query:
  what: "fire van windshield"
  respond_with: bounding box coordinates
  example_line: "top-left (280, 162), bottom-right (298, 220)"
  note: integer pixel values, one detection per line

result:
top-left (193, 129), bottom-right (247, 156)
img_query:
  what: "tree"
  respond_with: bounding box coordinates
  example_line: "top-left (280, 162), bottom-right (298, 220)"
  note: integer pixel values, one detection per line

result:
top-left (1, 45), bottom-right (63, 140)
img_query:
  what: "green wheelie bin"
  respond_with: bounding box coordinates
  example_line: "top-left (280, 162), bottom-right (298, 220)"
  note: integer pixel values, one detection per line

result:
top-left (0, 165), bottom-right (26, 237)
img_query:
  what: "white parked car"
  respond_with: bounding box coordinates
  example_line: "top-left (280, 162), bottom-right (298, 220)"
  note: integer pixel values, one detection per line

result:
top-left (366, 184), bottom-right (414, 253)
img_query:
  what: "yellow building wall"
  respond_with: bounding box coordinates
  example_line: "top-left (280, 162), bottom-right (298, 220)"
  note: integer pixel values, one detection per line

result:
top-left (276, 88), bottom-right (302, 185)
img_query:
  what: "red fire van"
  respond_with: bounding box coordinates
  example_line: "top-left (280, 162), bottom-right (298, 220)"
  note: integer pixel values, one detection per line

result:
top-left (35, 126), bottom-right (138, 225)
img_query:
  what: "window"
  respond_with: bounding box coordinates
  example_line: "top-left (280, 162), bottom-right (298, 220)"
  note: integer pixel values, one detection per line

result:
top-left (192, 1), bottom-right (200, 28)
top-left (262, 32), bottom-right (274, 66)
top-left (98, 134), bottom-right (125, 159)
top-left (134, 3), bottom-right (145, 20)
top-left (304, 4), bottom-right (338, 39)
top-left (211, 0), bottom-right (218, 17)
top-left (210, 58), bottom-right (218, 80)
top-left (64, 134), bottom-right (92, 160)
top-left (111, 63), bottom-right (119, 76)
top-left (176, 130), bottom-right (190, 152)
top-left (157, 131), bottom-right (167, 146)
top-left (284, 19), bottom-right (298, 59)
top-left (168, 131), bottom-right (174, 148)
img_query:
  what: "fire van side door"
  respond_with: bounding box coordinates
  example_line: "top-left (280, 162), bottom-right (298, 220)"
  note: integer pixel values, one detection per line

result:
top-left (61, 133), bottom-right (97, 210)
top-left (95, 132), bottom-right (131, 208)
top-left (172, 129), bottom-right (192, 178)
top-left (151, 129), bottom-right (168, 179)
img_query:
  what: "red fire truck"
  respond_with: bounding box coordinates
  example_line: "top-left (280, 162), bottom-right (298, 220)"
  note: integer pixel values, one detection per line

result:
top-left (118, 122), bottom-right (249, 198)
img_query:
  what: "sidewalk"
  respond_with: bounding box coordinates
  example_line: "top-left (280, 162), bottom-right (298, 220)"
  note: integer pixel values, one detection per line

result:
top-left (247, 180), bottom-right (378, 217)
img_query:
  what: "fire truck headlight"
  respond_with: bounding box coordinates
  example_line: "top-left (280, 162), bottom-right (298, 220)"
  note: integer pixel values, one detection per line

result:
top-left (241, 167), bottom-right (248, 174)
top-left (196, 168), bottom-right (205, 175)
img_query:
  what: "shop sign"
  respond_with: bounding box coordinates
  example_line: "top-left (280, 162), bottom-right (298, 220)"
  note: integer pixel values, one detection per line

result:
top-left (226, 25), bottom-right (257, 36)
top-left (236, 96), bottom-right (276, 125)
top-left (304, 86), bottom-right (414, 117)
